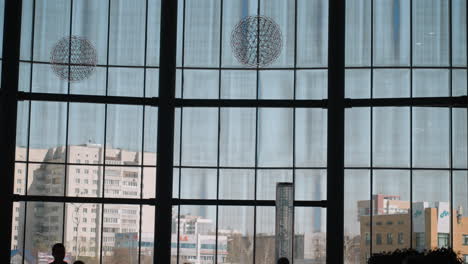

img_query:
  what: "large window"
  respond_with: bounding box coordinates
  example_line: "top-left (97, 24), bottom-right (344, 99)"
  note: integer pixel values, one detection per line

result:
top-left (1, 1), bottom-right (467, 264)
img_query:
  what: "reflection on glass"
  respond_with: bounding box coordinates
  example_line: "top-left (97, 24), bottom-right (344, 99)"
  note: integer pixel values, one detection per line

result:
top-left (219, 170), bottom-right (254, 200)
top-left (27, 163), bottom-right (65, 196)
top-left (295, 170), bottom-right (326, 201)
top-left (180, 169), bottom-right (217, 199)
top-left (345, 108), bottom-right (370, 167)
top-left (256, 170), bottom-right (292, 200)
top-left (345, 0), bottom-right (371, 66)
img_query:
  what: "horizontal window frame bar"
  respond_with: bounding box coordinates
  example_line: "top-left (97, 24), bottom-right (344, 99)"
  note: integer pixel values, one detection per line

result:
top-left (345, 66), bottom-right (468, 70)
top-left (15, 160), bottom-right (157, 168)
top-left (17, 92), bottom-right (468, 108)
top-left (13, 195), bottom-right (326, 207)
top-left (19, 59), bottom-right (161, 69)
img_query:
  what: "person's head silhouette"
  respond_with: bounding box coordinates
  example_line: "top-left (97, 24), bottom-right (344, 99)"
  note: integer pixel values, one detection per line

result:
top-left (277, 257), bottom-right (290, 264)
top-left (52, 243), bottom-right (66, 263)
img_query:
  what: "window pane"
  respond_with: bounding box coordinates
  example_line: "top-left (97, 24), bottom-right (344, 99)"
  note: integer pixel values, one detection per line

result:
top-left (345, 108), bottom-right (370, 167)
top-left (220, 71), bottom-right (256, 99)
top-left (69, 165), bottom-right (102, 197)
top-left (183, 70), bottom-right (219, 99)
top-left (372, 170), bottom-right (411, 253)
top-left (219, 108), bottom-right (256, 167)
top-left (256, 169), bottom-right (292, 200)
top-left (295, 170), bottom-right (326, 201)
top-left (16, 102), bottom-right (29, 161)
top-left (452, 0), bottom-right (467, 66)
top-left (413, 0), bottom-right (450, 66)
top-left (109, 0), bottom-right (146, 66)
top-left (146, 0), bottom-right (161, 66)
top-left (184, 0), bottom-right (220, 67)
top-left (373, 69), bottom-right (410, 98)
top-left (412, 171), bottom-right (450, 251)
top-left (27, 163), bottom-right (65, 196)
top-left (257, 108), bottom-right (293, 167)
top-left (219, 169), bottom-right (255, 200)
top-left (453, 109), bottom-right (467, 169)
top-left (180, 168), bottom-right (217, 199)
top-left (181, 108), bottom-right (218, 166)
top-left (260, 0), bottom-right (295, 68)
top-left (373, 0), bottom-right (410, 66)
top-left (218, 206), bottom-right (254, 264)
top-left (258, 70), bottom-right (294, 100)
top-left (452, 69), bottom-right (467, 97)
top-left (10, 202), bottom-right (24, 263)
top-left (108, 68), bottom-right (144, 97)
top-left (296, 70), bottom-right (328, 100)
top-left (413, 107), bottom-right (450, 168)
top-left (297, 0), bottom-right (328, 67)
top-left (345, 170), bottom-right (370, 264)
top-left (373, 107), bottom-right (410, 167)
top-left (345, 0), bottom-right (371, 66)
top-left (295, 108), bottom-right (327, 167)
top-left (29, 101), bottom-right (67, 162)
top-left (294, 207), bottom-right (326, 264)
top-left (255, 207), bottom-right (276, 264)
top-left (345, 69), bottom-right (370, 99)
top-left (104, 166), bottom-right (141, 198)
top-left (413, 69), bottom-right (450, 97)
top-left (141, 205), bottom-right (155, 263)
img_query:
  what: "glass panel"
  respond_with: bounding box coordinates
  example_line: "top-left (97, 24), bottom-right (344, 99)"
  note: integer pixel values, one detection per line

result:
top-left (345, 108), bottom-right (370, 167)
top-left (345, 0), bottom-right (371, 66)
top-left (255, 206), bottom-right (276, 264)
top-left (29, 101), bottom-right (67, 162)
top-left (453, 171), bottom-right (468, 217)
top-left (295, 108), bottom-right (327, 167)
top-left (183, 70), bottom-right (219, 99)
top-left (33, 0), bottom-right (71, 62)
top-left (20, 0), bottom-right (33, 60)
top-left (72, 0), bottom-right (109, 65)
top-left (109, 0), bottom-right (146, 66)
top-left (258, 70), bottom-right (294, 99)
top-left (297, 0), bottom-right (328, 67)
top-left (184, 0), bottom-right (220, 67)
top-left (219, 108), bottom-right (256, 167)
top-left (257, 108), bottom-right (293, 167)
top-left (145, 68), bottom-right (159, 98)
top-left (68, 103), bottom-right (105, 163)
top-left (296, 70), bottom-right (327, 100)
top-left (181, 108), bottom-right (218, 166)
top-left (68, 165), bottom-right (102, 197)
top-left (452, 0), bottom-right (467, 66)
top-left (413, 69), bottom-right (450, 97)
top-left (221, 0), bottom-right (258, 68)
top-left (345, 69), bottom-right (370, 99)
top-left (373, 0), bottom-right (410, 66)
top-left (256, 169), bottom-right (293, 200)
top-left (344, 170), bottom-right (370, 264)
top-left (453, 109), bottom-right (467, 169)
top-left (373, 107), bottom-right (410, 167)
top-left (24, 202), bottom-right (64, 263)
top-left (372, 170), bottom-right (411, 253)
top-left (27, 163), bottom-right (65, 196)
top-left (295, 170), bottom-right (326, 201)
top-left (413, 107), bottom-right (450, 168)
top-left (70, 67), bottom-right (106, 95)
top-left (260, 0), bottom-right (295, 68)
top-left (219, 169), bottom-right (255, 200)
top-left (102, 204), bottom-right (140, 263)
top-left (31, 63), bottom-right (68, 94)
top-left (412, 171), bottom-right (450, 250)
top-left (452, 69), bottom-right (467, 97)
top-left (413, 0), bottom-right (450, 66)
top-left (0, 0), bottom-right (4, 58)
top-left (180, 168), bottom-right (217, 199)
top-left (16, 102), bottom-right (29, 161)
top-left (108, 68), bottom-right (144, 97)
top-left (373, 69), bottom-right (410, 98)
top-left (143, 107), bottom-right (158, 166)
top-left (141, 205), bottom-right (155, 263)
top-left (106, 105), bottom-right (143, 165)
top-left (10, 202), bottom-right (24, 263)
top-left (65, 203), bottom-right (101, 263)
top-left (14, 163), bottom-right (27, 195)
top-left (142, 167), bottom-right (156, 199)
top-left (220, 70), bottom-right (256, 99)
top-left (104, 166), bottom-right (141, 198)
top-left (146, 0), bottom-right (161, 66)
top-left (294, 207), bottom-right (326, 264)
top-left (218, 206), bottom-right (254, 264)
top-left (18, 63), bottom-right (31, 92)
top-left (177, 206), bottom-right (217, 263)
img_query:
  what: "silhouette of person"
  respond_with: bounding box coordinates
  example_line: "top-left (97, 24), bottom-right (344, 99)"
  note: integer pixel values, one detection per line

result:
top-left (73, 261), bottom-right (84, 264)
top-left (50, 243), bottom-right (67, 264)
top-left (277, 257), bottom-right (290, 264)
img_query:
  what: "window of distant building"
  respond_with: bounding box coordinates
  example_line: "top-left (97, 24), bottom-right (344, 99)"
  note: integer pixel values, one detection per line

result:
top-left (365, 232), bottom-right (370, 245)
top-left (386, 221), bottom-right (393, 225)
top-left (416, 233), bottom-right (425, 250)
top-left (398, 232), bottom-right (404, 245)
top-left (398, 220), bottom-right (404, 225)
top-left (438, 233), bottom-right (450, 248)
top-left (463, 235), bottom-right (468, 246)
top-left (376, 222), bottom-right (382, 226)
top-left (387, 233), bottom-right (393, 245)
top-left (376, 234), bottom-right (382, 245)
top-left (463, 255), bottom-right (468, 264)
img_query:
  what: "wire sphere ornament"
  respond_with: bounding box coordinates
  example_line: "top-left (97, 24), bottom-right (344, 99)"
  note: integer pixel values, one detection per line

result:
top-left (50, 36), bottom-right (97, 82)
top-left (231, 16), bottom-right (282, 67)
